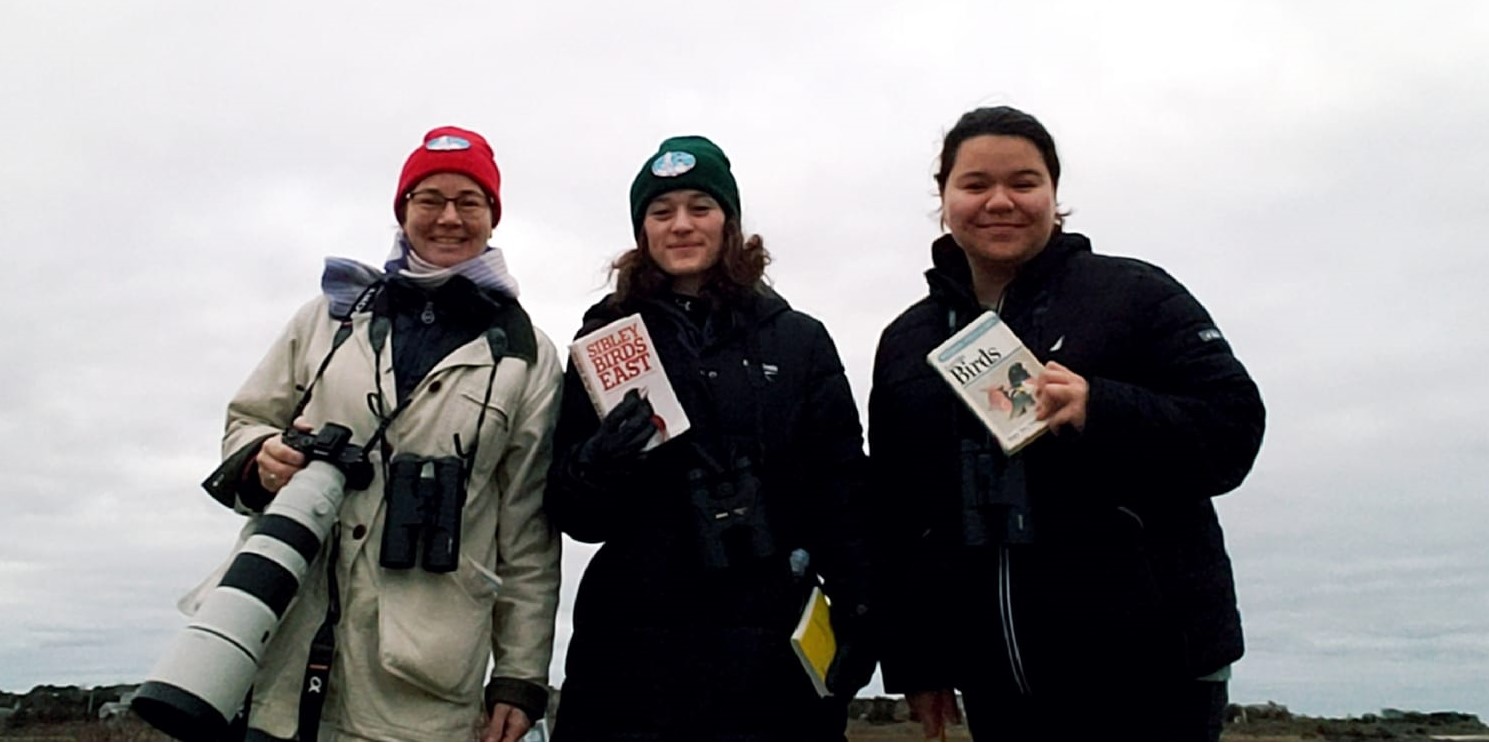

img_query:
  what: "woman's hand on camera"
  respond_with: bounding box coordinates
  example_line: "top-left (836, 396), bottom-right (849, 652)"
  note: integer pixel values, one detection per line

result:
top-left (256, 417), bottom-right (313, 493)
top-left (1033, 360), bottom-right (1089, 434)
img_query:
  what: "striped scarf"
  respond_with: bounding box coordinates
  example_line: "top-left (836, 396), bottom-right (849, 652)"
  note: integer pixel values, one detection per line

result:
top-left (321, 232), bottom-right (521, 317)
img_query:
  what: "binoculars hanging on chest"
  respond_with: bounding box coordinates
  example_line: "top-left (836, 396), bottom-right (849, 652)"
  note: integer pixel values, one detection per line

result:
top-left (960, 437), bottom-right (1035, 546)
top-left (380, 454), bottom-right (467, 573)
top-left (688, 455), bottom-right (777, 570)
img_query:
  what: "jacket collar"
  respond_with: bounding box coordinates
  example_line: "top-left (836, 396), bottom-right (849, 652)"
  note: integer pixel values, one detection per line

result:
top-left (385, 274), bottom-right (502, 326)
top-left (584, 285), bottom-right (791, 340)
top-left (925, 229), bottom-right (1092, 313)
top-left (373, 275), bottom-right (537, 364)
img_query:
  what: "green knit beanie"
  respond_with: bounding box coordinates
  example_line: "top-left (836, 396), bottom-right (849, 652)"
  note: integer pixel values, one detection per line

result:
top-left (629, 135), bottom-right (741, 234)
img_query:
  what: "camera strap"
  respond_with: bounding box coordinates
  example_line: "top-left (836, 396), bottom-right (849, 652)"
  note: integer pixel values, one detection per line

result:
top-left (289, 321), bottom-right (356, 423)
top-left (290, 283), bottom-right (384, 422)
top-left (296, 526), bottom-right (342, 741)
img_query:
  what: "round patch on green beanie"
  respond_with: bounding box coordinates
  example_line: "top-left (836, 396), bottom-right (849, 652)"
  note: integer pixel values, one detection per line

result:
top-left (651, 151), bottom-right (697, 177)
top-left (629, 135), bottom-right (741, 234)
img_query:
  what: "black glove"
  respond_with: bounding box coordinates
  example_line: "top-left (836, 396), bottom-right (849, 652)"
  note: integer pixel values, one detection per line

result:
top-left (825, 599), bottom-right (876, 697)
top-left (573, 389), bottom-right (657, 481)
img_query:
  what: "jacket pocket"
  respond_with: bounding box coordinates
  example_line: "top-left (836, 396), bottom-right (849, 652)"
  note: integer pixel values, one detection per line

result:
top-left (377, 554), bottom-right (500, 702)
top-left (455, 389), bottom-right (514, 493)
top-left (458, 388), bottom-right (513, 426)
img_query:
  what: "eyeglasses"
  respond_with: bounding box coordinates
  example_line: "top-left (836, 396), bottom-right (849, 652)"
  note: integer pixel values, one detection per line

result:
top-left (405, 189), bottom-right (491, 217)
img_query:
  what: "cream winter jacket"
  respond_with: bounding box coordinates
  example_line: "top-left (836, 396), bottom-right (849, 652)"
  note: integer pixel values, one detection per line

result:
top-left (202, 291), bottom-right (562, 740)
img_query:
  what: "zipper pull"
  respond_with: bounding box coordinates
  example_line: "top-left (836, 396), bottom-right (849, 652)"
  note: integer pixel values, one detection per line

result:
top-left (421, 300), bottom-right (436, 325)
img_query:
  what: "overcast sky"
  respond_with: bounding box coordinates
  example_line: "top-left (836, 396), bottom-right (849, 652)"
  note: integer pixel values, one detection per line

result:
top-left (2, 0), bottom-right (1486, 719)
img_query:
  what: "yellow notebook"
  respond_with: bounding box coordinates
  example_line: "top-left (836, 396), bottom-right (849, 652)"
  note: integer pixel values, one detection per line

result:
top-left (790, 586), bottom-right (837, 697)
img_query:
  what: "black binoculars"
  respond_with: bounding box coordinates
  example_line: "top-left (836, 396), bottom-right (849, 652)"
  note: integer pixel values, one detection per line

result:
top-left (380, 455), bottom-right (466, 573)
top-left (959, 437), bottom-right (1034, 546)
top-left (688, 456), bottom-right (777, 570)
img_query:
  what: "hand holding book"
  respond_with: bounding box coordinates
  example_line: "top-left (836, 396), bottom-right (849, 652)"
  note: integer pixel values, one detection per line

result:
top-left (1031, 360), bottom-right (1089, 434)
top-left (571, 389), bottom-right (657, 482)
top-left (925, 311), bottom-right (1049, 453)
top-left (569, 313), bottom-right (690, 451)
top-left (824, 599), bottom-right (875, 698)
top-left (791, 586), bottom-right (875, 698)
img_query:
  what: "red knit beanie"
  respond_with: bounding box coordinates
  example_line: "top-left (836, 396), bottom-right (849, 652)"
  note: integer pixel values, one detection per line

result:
top-left (395, 126), bottom-right (502, 225)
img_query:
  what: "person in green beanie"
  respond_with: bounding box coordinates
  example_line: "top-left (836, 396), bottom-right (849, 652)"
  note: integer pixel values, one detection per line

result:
top-left (545, 135), bottom-right (877, 740)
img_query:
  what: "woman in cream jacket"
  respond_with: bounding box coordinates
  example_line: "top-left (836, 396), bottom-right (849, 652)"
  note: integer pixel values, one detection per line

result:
top-left (199, 126), bottom-right (560, 741)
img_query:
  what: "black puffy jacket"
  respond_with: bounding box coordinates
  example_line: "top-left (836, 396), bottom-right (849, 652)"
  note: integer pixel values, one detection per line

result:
top-left (547, 287), bottom-right (870, 740)
top-left (869, 231), bottom-right (1264, 696)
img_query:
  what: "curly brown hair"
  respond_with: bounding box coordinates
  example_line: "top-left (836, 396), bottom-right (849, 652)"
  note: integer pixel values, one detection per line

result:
top-left (610, 217), bottom-right (771, 306)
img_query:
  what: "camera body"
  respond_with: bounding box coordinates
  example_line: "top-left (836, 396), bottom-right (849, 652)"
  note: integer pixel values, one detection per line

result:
top-left (688, 455), bottom-right (777, 570)
top-left (380, 455), bottom-right (467, 573)
top-left (282, 423), bottom-right (373, 491)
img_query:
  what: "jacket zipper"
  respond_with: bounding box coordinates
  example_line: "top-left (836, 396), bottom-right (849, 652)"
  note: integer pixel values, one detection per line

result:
top-left (998, 545), bottom-right (1033, 694)
top-left (954, 306), bottom-right (1033, 695)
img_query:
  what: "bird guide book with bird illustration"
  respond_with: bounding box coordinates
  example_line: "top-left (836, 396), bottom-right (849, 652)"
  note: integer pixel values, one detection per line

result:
top-left (926, 310), bottom-right (1048, 455)
top-left (790, 586), bottom-right (836, 697)
top-left (569, 313), bottom-right (690, 451)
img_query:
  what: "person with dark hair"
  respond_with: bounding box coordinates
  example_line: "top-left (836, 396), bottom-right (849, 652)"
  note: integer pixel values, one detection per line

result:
top-left (198, 126), bottom-right (562, 741)
top-left (869, 106), bottom-right (1265, 740)
top-left (546, 135), bottom-right (875, 740)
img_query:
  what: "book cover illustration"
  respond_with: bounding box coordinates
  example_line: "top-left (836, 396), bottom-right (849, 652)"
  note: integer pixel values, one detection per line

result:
top-left (926, 310), bottom-right (1049, 455)
top-left (790, 586), bottom-right (836, 697)
top-left (568, 313), bottom-right (691, 451)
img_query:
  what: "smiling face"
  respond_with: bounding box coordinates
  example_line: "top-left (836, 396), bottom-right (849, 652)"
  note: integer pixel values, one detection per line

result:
top-left (940, 134), bottom-right (1058, 275)
top-left (399, 173), bottom-right (494, 267)
top-left (641, 189), bottom-right (726, 295)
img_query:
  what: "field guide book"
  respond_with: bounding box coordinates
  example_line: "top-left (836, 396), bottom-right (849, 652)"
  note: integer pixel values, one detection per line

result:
top-left (926, 310), bottom-right (1048, 455)
top-left (790, 586), bottom-right (836, 697)
top-left (569, 313), bottom-right (690, 451)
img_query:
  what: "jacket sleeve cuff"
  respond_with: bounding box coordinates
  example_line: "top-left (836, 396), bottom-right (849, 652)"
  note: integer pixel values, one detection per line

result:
top-left (485, 677), bottom-right (549, 725)
top-left (201, 433), bottom-right (276, 512)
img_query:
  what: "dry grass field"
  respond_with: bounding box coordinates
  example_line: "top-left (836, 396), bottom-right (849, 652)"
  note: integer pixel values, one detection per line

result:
top-left (847, 717), bottom-right (973, 741)
top-left (0, 718), bottom-right (168, 741)
top-left (5, 707), bottom-right (1486, 741)
top-left (5, 718), bottom-right (960, 742)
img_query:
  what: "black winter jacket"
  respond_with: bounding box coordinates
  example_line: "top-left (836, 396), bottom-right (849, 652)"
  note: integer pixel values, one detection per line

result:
top-left (869, 231), bottom-right (1264, 696)
top-left (547, 288), bottom-right (870, 739)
